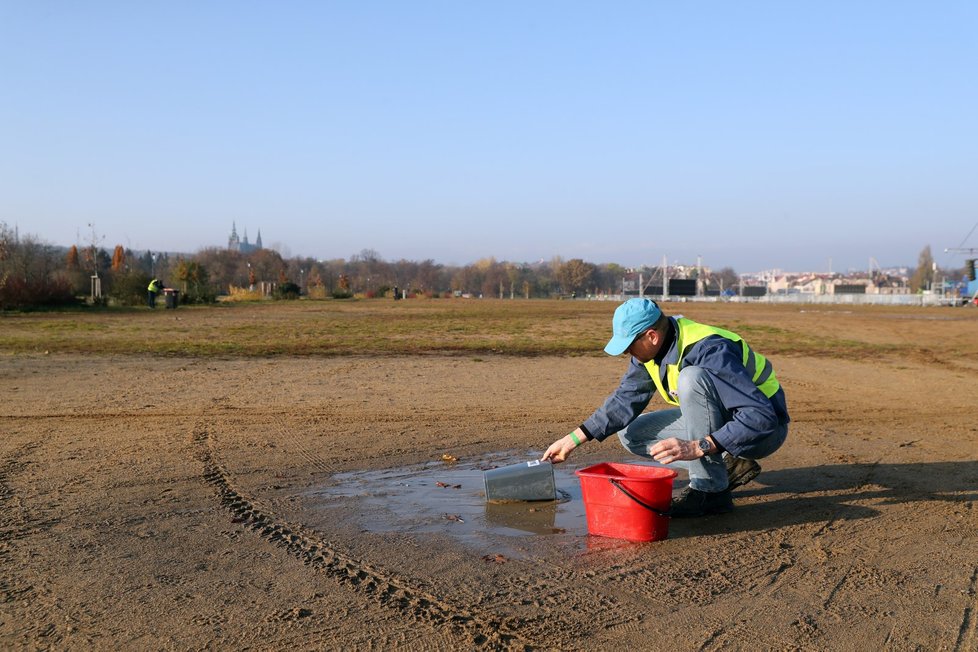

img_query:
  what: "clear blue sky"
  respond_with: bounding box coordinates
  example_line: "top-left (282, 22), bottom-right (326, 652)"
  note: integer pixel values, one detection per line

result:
top-left (2, 2), bottom-right (976, 273)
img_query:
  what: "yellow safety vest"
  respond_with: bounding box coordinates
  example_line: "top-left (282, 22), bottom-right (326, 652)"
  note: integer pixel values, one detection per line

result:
top-left (148, 280), bottom-right (161, 293)
top-left (644, 318), bottom-right (781, 406)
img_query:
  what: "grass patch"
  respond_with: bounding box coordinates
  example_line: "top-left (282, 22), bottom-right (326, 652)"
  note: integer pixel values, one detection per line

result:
top-left (1, 299), bottom-right (973, 360)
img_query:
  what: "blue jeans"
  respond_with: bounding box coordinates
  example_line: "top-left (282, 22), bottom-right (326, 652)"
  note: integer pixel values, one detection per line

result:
top-left (617, 366), bottom-right (786, 492)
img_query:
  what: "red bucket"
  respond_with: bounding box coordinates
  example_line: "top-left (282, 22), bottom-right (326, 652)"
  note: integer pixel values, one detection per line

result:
top-left (575, 462), bottom-right (677, 542)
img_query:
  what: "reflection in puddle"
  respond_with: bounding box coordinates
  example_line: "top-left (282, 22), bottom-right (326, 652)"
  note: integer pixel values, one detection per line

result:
top-left (484, 500), bottom-right (564, 535)
top-left (306, 453), bottom-right (589, 541)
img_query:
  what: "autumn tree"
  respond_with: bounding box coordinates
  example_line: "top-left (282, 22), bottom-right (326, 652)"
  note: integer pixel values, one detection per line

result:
top-left (248, 248), bottom-right (286, 285)
top-left (318, 258), bottom-right (347, 293)
top-left (558, 258), bottom-right (596, 295)
top-left (306, 267), bottom-right (323, 287)
top-left (193, 248), bottom-right (249, 292)
top-left (386, 257), bottom-right (442, 296)
top-left (304, 267), bottom-right (326, 298)
top-left (174, 259), bottom-right (211, 303)
top-left (909, 245), bottom-right (935, 292)
top-left (505, 263), bottom-right (524, 299)
top-left (474, 258), bottom-right (508, 298)
top-left (61, 244), bottom-right (89, 295)
top-left (451, 263), bottom-right (485, 295)
top-left (111, 245), bottom-right (126, 272)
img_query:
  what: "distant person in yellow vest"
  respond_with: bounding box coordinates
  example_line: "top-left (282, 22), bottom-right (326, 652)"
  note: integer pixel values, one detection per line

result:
top-left (542, 298), bottom-right (790, 517)
top-left (147, 278), bottom-right (165, 308)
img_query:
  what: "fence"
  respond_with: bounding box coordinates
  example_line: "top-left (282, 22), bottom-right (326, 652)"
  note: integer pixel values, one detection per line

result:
top-left (729, 293), bottom-right (965, 307)
top-left (591, 292), bottom-right (969, 307)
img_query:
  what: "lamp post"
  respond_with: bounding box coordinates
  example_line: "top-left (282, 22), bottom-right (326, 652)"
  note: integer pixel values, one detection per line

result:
top-left (299, 268), bottom-right (305, 295)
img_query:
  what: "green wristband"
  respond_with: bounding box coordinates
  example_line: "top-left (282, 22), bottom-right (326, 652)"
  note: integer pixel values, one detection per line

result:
top-left (569, 432), bottom-right (582, 446)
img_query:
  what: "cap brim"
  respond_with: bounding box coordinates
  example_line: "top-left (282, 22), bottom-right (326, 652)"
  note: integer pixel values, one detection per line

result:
top-left (603, 334), bottom-right (633, 356)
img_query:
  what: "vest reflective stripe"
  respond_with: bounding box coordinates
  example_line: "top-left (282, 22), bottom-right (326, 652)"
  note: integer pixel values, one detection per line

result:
top-left (644, 318), bottom-right (781, 406)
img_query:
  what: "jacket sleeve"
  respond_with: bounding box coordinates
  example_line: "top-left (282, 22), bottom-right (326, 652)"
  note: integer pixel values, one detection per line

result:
top-left (581, 357), bottom-right (656, 441)
top-left (682, 336), bottom-right (780, 457)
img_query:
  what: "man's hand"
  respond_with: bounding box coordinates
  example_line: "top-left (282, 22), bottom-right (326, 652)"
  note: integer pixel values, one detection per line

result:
top-left (649, 437), bottom-right (704, 464)
top-left (541, 431), bottom-right (583, 464)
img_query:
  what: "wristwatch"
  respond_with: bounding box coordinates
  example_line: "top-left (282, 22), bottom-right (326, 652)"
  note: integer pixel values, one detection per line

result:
top-left (697, 438), bottom-right (713, 456)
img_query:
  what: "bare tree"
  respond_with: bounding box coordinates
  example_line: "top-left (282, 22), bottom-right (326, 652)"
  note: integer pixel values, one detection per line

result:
top-left (712, 267), bottom-right (740, 294)
top-left (0, 222), bottom-right (74, 307)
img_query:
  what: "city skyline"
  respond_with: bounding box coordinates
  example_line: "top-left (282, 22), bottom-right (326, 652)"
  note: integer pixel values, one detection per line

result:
top-left (16, 219), bottom-right (957, 279)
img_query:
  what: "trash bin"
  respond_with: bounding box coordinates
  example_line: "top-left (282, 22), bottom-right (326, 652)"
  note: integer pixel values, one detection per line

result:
top-left (164, 289), bottom-right (180, 309)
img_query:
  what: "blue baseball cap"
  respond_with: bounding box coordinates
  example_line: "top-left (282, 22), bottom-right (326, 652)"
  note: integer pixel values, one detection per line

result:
top-left (604, 298), bottom-right (663, 355)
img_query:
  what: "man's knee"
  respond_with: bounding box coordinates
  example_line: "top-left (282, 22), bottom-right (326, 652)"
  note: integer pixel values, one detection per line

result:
top-left (617, 428), bottom-right (648, 456)
top-left (617, 428), bottom-right (635, 448)
top-left (677, 366), bottom-right (715, 401)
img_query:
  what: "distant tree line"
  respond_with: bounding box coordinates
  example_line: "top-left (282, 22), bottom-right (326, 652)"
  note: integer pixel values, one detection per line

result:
top-left (0, 223), bottom-right (969, 309)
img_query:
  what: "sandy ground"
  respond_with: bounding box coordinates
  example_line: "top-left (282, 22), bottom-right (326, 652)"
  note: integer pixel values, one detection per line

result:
top-left (2, 308), bottom-right (978, 650)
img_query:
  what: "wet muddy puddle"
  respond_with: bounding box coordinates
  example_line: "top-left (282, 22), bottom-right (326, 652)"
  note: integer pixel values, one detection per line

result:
top-left (306, 453), bottom-right (592, 545)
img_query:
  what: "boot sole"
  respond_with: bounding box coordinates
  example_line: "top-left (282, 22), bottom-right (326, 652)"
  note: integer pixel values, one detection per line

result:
top-left (726, 460), bottom-right (761, 490)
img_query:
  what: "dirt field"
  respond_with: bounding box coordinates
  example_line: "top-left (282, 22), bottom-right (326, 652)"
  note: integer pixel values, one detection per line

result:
top-left (2, 302), bottom-right (977, 650)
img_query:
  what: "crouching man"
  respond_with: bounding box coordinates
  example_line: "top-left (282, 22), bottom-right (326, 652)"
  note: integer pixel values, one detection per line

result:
top-left (542, 298), bottom-right (789, 517)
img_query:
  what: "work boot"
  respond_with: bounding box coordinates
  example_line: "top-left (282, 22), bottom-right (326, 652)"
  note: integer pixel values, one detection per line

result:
top-left (667, 486), bottom-right (733, 518)
top-left (724, 454), bottom-right (761, 490)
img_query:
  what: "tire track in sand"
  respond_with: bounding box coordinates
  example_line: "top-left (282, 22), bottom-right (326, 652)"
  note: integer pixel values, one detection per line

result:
top-left (270, 419), bottom-right (334, 475)
top-left (954, 566), bottom-right (978, 652)
top-left (261, 419), bottom-right (648, 644)
top-left (0, 441), bottom-right (43, 606)
top-left (192, 421), bottom-right (536, 650)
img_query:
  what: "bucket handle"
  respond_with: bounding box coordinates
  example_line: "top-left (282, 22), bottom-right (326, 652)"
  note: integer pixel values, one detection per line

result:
top-left (610, 478), bottom-right (669, 517)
